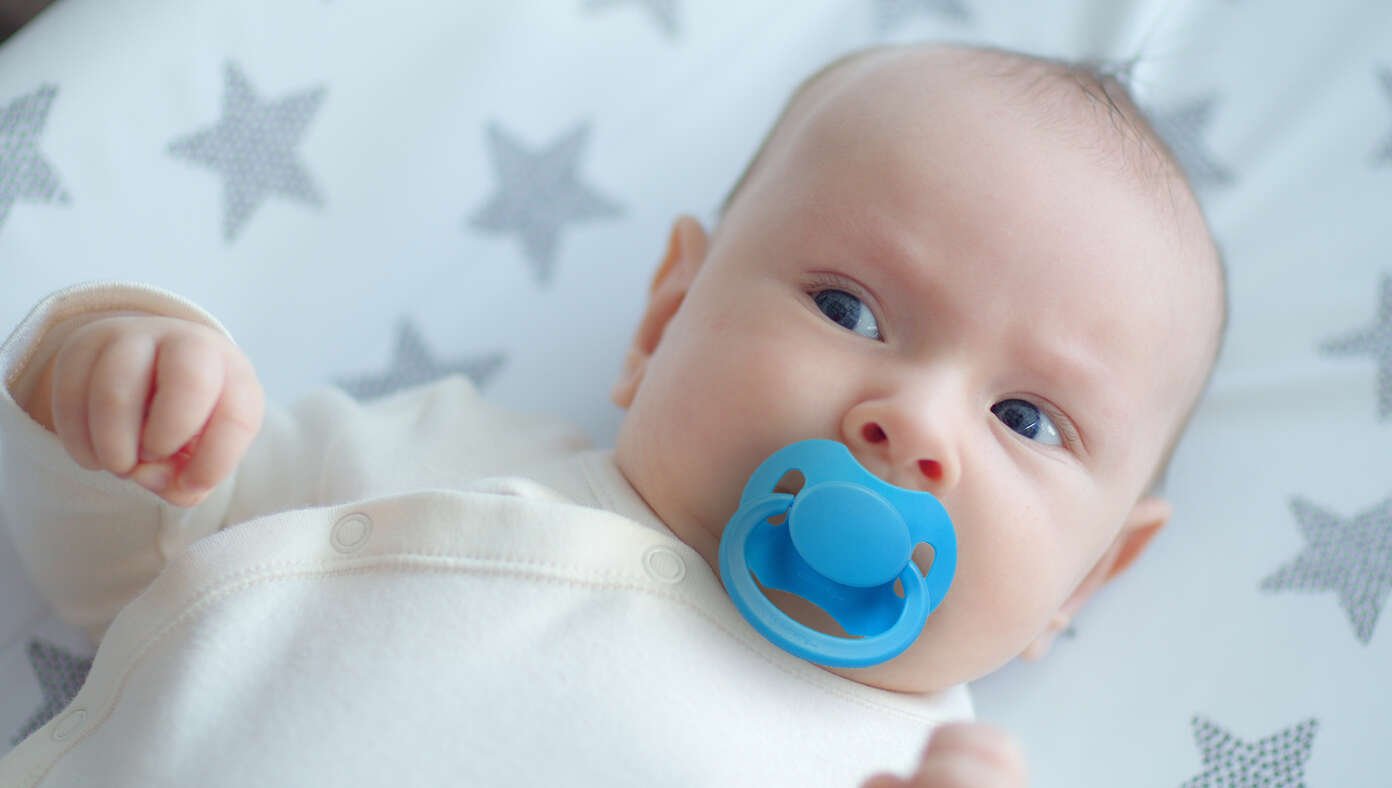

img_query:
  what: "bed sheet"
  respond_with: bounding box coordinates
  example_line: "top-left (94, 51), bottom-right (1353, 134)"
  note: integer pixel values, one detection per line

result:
top-left (1, 0), bottom-right (1389, 785)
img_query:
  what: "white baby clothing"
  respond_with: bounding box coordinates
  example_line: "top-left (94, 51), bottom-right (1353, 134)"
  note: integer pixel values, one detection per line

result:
top-left (0, 282), bottom-right (972, 787)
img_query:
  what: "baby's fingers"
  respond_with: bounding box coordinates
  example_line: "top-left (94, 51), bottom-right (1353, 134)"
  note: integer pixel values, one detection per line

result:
top-left (161, 358), bottom-right (263, 507)
top-left (49, 333), bottom-right (110, 472)
top-left (916, 723), bottom-right (1027, 787)
top-left (861, 723), bottom-right (1028, 788)
top-left (137, 333), bottom-right (227, 465)
top-left (85, 333), bottom-right (159, 476)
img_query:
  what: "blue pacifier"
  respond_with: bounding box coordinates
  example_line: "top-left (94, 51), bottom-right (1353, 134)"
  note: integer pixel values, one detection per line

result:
top-left (717, 439), bottom-right (957, 668)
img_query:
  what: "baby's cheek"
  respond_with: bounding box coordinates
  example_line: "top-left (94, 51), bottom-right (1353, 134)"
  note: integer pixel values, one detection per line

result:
top-left (949, 529), bottom-right (1063, 663)
top-left (640, 361), bottom-right (764, 519)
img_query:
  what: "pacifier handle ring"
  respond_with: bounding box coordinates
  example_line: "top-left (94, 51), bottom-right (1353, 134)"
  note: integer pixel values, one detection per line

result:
top-left (718, 494), bottom-right (930, 668)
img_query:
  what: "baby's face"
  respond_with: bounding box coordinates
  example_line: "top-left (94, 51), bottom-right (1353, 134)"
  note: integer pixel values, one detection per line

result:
top-left (613, 49), bottom-right (1221, 693)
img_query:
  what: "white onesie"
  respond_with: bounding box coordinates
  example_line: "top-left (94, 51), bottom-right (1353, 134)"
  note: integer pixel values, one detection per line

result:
top-left (0, 283), bottom-right (972, 787)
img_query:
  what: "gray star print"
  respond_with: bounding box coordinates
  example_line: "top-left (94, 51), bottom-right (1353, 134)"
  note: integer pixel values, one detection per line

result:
top-left (336, 319), bottom-right (505, 400)
top-left (1374, 68), bottom-right (1392, 164)
top-left (0, 84), bottom-right (69, 235)
top-left (1261, 496), bottom-right (1392, 644)
top-left (468, 122), bottom-right (623, 285)
top-left (10, 639), bottom-right (93, 745)
top-left (1151, 96), bottom-right (1234, 189)
top-left (1181, 716), bottom-right (1318, 787)
top-left (585, 0), bottom-right (680, 39)
top-left (874, 0), bottom-right (970, 32)
top-left (167, 62), bottom-right (327, 242)
top-left (1321, 272), bottom-right (1392, 419)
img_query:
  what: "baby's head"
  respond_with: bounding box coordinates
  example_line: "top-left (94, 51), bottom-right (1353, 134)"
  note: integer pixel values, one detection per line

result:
top-left (610, 43), bottom-right (1227, 693)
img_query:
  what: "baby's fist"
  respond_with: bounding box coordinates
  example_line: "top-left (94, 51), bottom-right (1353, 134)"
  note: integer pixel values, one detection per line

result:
top-left (861, 722), bottom-right (1028, 788)
top-left (34, 314), bottom-right (264, 507)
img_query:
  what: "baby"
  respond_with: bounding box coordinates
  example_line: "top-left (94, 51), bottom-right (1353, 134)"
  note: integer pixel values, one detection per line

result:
top-left (0, 42), bottom-right (1225, 787)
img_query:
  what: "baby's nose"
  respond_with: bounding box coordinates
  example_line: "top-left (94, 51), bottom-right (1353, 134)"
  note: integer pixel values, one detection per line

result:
top-left (847, 410), bottom-right (959, 492)
top-left (859, 421), bottom-right (946, 482)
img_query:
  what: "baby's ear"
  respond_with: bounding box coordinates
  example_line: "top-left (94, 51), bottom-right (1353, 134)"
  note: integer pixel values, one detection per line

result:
top-left (1018, 495), bottom-right (1171, 661)
top-left (1100, 495), bottom-right (1171, 581)
top-left (610, 215), bottom-right (709, 409)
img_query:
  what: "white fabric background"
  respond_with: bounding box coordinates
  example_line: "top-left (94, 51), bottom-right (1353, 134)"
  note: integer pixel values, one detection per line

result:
top-left (0, 0), bottom-right (1389, 785)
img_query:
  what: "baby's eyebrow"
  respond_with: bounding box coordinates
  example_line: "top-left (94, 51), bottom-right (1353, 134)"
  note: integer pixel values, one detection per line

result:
top-left (1028, 342), bottom-right (1107, 394)
top-left (1023, 340), bottom-right (1116, 451)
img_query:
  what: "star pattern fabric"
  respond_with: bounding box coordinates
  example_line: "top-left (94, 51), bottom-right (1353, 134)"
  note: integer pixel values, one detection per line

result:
top-left (1181, 716), bottom-right (1318, 787)
top-left (1151, 96), bottom-right (1234, 189)
top-left (0, 84), bottom-right (69, 235)
top-left (873, 0), bottom-right (970, 32)
top-left (336, 319), bottom-right (505, 400)
top-left (167, 62), bottom-right (327, 242)
top-left (585, 0), bottom-right (681, 39)
top-left (1322, 272), bottom-right (1392, 419)
top-left (10, 639), bottom-right (93, 746)
top-left (1260, 496), bottom-right (1392, 645)
top-left (1375, 68), bottom-right (1392, 164)
top-left (468, 122), bottom-right (623, 285)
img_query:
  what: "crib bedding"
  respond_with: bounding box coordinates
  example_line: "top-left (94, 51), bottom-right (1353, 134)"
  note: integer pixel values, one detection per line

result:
top-left (1, 0), bottom-right (1389, 785)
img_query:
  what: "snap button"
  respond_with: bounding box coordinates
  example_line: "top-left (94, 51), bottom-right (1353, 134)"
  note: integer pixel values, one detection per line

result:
top-left (642, 546), bottom-right (686, 584)
top-left (51, 708), bottom-right (86, 741)
top-left (331, 513), bottom-right (373, 554)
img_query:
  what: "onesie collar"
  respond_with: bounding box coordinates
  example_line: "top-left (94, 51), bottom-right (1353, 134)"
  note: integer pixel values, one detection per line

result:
top-left (522, 448), bottom-right (674, 539)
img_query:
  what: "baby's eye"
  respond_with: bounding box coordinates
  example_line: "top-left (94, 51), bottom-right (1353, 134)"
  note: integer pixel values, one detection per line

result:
top-left (991, 399), bottom-right (1063, 447)
top-left (813, 289), bottom-right (881, 340)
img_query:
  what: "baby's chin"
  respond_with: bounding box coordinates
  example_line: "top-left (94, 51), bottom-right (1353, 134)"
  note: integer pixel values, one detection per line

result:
top-left (827, 640), bottom-right (1014, 695)
top-left (821, 648), bottom-right (961, 695)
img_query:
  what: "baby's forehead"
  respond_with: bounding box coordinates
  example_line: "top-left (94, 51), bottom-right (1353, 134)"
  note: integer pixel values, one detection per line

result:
top-left (793, 46), bottom-right (1178, 189)
top-left (726, 45), bottom-right (1183, 222)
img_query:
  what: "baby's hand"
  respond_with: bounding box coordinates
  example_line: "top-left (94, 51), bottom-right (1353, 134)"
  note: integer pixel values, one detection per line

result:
top-left (860, 722), bottom-right (1028, 788)
top-left (23, 315), bottom-right (264, 507)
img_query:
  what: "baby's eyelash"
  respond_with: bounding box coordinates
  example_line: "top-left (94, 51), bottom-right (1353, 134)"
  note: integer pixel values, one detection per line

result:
top-left (806, 271), bottom-right (859, 293)
top-left (804, 272), bottom-right (878, 310)
top-left (1035, 398), bottom-right (1084, 454)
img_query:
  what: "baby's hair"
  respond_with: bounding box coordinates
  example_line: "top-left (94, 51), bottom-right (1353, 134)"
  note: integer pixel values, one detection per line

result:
top-left (718, 42), bottom-right (1230, 498)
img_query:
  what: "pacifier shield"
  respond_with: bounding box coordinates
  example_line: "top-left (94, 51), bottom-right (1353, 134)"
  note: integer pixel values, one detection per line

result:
top-left (718, 439), bottom-right (958, 668)
top-left (788, 482), bottom-right (910, 588)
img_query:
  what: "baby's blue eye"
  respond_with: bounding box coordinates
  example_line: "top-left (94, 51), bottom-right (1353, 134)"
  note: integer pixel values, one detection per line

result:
top-left (813, 289), bottom-right (881, 340)
top-left (992, 399), bottom-right (1063, 446)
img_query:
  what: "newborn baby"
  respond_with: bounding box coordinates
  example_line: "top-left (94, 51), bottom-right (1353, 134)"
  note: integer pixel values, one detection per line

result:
top-left (0, 43), bottom-right (1224, 787)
